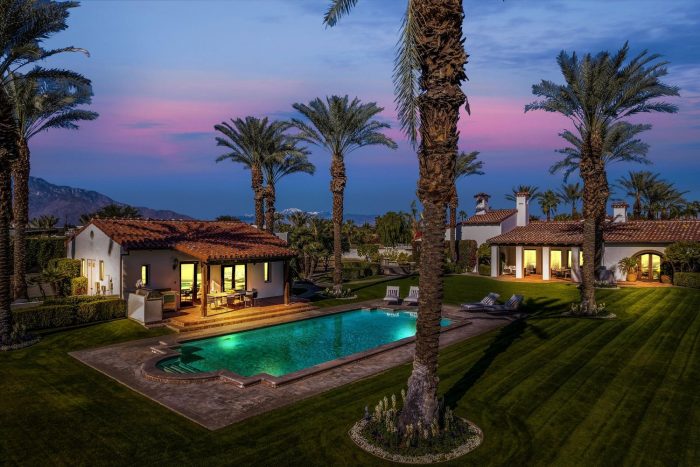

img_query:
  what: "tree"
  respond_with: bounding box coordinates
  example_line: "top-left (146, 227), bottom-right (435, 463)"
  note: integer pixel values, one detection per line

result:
top-left (664, 241), bottom-right (700, 273)
top-left (263, 150), bottom-right (315, 234)
top-left (29, 215), bottom-right (60, 230)
top-left (616, 171), bottom-right (658, 219)
top-left (215, 117), bottom-right (291, 229)
top-left (505, 185), bottom-right (540, 202)
top-left (1, 0), bottom-right (85, 344)
top-left (526, 43), bottom-right (678, 314)
top-left (556, 183), bottom-right (582, 218)
top-left (215, 215), bottom-right (239, 221)
top-left (448, 151), bottom-right (483, 261)
top-left (80, 204), bottom-right (141, 224)
top-left (458, 210), bottom-right (467, 221)
top-left (538, 189), bottom-right (560, 221)
top-left (325, 0), bottom-right (468, 428)
top-left (291, 95), bottom-right (396, 289)
top-left (642, 178), bottom-right (687, 219)
top-left (375, 211), bottom-right (412, 247)
top-left (9, 74), bottom-right (97, 299)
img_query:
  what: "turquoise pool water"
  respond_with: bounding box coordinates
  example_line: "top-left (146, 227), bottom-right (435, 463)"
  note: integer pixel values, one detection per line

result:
top-left (158, 308), bottom-right (452, 377)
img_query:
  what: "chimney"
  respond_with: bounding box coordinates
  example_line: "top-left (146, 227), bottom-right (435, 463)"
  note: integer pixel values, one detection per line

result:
top-left (474, 193), bottom-right (490, 215)
top-left (516, 191), bottom-right (529, 226)
top-left (612, 201), bottom-right (628, 223)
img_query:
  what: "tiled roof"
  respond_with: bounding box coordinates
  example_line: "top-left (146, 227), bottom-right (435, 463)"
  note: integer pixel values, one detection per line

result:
top-left (462, 209), bottom-right (517, 225)
top-left (487, 220), bottom-right (700, 246)
top-left (81, 219), bottom-right (295, 262)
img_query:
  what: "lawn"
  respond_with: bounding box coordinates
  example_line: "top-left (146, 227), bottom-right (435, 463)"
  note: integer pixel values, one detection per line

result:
top-left (1, 276), bottom-right (698, 466)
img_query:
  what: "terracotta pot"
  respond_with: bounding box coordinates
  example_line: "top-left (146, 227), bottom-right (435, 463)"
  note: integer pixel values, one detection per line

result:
top-left (660, 275), bottom-right (672, 284)
top-left (626, 272), bottom-right (637, 282)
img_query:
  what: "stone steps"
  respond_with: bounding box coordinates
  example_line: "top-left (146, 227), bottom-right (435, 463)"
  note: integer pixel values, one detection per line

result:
top-left (165, 302), bottom-right (317, 333)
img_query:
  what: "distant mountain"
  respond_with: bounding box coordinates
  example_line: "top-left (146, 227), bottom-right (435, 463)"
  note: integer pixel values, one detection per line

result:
top-left (28, 177), bottom-right (192, 225)
top-left (237, 209), bottom-right (378, 226)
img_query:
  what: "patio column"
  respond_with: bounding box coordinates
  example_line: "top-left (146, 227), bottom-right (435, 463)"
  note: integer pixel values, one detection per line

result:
top-left (200, 262), bottom-right (209, 317)
top-left (490, 245), bottom-right (498, 277)
top-left (571, 246), bottom-right (581, 283)
top-left (284, 260), bottom-right (290, 305)
top-left (515, 246), bottom-right (523, 279)
top-left (542, 246), bottom-right (551, 281)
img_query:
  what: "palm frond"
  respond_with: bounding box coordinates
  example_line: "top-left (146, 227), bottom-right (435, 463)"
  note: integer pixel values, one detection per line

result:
top-left (323, 0), bottom-right (359, 27)
top-left (392, 0), bottom-right (420, 145)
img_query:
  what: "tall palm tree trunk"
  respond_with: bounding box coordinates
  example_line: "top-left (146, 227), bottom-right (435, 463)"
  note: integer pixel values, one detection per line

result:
top-left (400, 0), bottom-right (467, 428)
top-left (578, 134), bottom-right (605, 314)
top-left (448, 188), bottom-right (457, 262)
top-left (12, 138), bottom-right (29, 300)
top-left (0, 159), bottom-right (13, 344)
top-left (330, 155), bottom-right (346, 289)
top-left (252, 165), bottom-right (265, 229)
top-left (264, 183), bottom-right (276, 234)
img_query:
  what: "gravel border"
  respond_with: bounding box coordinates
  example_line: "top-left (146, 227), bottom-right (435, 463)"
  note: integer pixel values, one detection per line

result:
top-left (0, 336), bottom-right (41, 352)
top-left (348, 418), bottom-right (483, 464)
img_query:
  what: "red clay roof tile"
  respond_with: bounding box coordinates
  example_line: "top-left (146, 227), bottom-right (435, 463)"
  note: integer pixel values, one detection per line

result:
top-left (461, 209), bottom-right (517, 225)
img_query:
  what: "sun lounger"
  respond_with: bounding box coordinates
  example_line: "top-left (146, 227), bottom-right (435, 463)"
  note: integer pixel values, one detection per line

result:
top-left (460, 292), bottom-right (500, 312)
top-left (403, 286), bottom-right (419, 306)
top-left (485, 294), bottom-right (524, 312)
top-left (383, 286), bottom-right (400, 304)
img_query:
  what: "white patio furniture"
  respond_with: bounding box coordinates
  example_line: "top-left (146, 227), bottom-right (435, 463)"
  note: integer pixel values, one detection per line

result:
top-left (383, 286), bottom-right (400, 305)
top-left (403, 286), bottom-right (419, 306)
top-left (485, 294), bottom-right (524, 312)
top-left (460, 292), bottom-right (500, 312)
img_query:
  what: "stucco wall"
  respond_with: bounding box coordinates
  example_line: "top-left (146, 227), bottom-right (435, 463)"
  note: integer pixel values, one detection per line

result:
top-left (122, 250), bottom-right (196, 297)
top-left (246, 261), bottom-right (285, 298)
top-left (458, 224), bottom-right (505, 246)
top-left (68, 225), bottom-right (123, 296)
top-left (603, 244), bottom-right (667, 281)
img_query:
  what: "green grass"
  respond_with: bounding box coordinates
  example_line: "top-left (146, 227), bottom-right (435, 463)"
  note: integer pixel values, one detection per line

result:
top-left (1, 276), bottom-right (698, 466)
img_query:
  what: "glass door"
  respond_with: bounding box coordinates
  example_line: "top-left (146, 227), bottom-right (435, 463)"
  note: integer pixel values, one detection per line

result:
top-left (180, 262), bottom-right (198, 304)
top-left (638, 253), bottom-right (662, 281)
top-left (524, 249), bottom-right (537, 275)
top-left (222, 264), bottom-right (246, 292)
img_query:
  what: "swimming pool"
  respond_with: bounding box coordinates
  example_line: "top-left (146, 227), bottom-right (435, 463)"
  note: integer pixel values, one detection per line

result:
top-left (157, 308), bottom-right (452, 378)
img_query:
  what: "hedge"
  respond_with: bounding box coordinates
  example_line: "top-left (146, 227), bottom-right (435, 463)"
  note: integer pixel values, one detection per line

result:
top-left (342, 261), bottom-right (380, 281)
top-left (673, 272), bottom-right (700, 289)
top-left (25, 237), bottom-right (66, 273)
top-left (71, 277), bottom-right (88, 296)
top-left (13, 297), bottom-right (126, 331)
top-left (49, 258), bottom-right (80, 278)
top-left (457, 240), bottom-right (478, 271)
top-left (479, 264), bottom-right (491, 276)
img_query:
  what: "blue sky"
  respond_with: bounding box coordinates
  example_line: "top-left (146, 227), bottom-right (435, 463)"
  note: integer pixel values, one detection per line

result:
top-left (32, 0), bottom-right (700, 218)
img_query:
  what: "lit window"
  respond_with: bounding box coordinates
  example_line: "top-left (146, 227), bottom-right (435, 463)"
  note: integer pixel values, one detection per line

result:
top-left (141, 265), bottom-right (149, 286)
top-left (263, 262), bottom-right (271, 283)
top-left (523, 250), bottom-right (537, 269)
top-left (550, 250), bottom-right (562, 270)
top-left (223, 265), bottom-right (246, 291)
top-left (81, 259), bottom-right (86, 277)
top-left (99, 260), bottom-right (105, 281)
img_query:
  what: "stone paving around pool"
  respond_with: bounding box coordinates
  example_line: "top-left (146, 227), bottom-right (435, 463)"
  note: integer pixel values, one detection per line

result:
top-left (70, 301), bottom-right (513, 430)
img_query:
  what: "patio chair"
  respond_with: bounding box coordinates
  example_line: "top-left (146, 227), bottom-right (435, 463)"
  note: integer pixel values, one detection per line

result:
top-left (403, 286), bottom-right (419, 306)
top-left (460, 292), bottom-right (500, 312)
top-left (243, 289), bottom-right (258, 308)
top-left (383, 286), bottom-right (400, 305)
top-left (485, 294), bottom-right (524, 312)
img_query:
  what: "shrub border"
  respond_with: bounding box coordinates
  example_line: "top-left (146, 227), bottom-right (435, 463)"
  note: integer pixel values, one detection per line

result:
top-left (348, 417), bottom-right (483, 464)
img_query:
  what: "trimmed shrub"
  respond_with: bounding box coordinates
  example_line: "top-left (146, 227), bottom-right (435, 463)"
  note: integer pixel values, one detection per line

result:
top-left (49, 258), bottom-right (80, 279)
top-left (13, 297), bottom-right (126, 330)
top-left (674, 272), bottom-right (700, 289)
top-left (25, 237), bottom-right (66, 273)
top-left (71, 277), bottom-right (88, 296)
top-left (479, 265), bottom-right (491, 276)
top-left (457, 240), bottom-right (478, 272)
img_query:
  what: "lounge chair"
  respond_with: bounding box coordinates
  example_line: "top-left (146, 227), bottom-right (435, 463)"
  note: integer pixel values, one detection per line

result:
top-left (460, 292), bottom-right (500, 312)
top-left (403, 286), bottom-right (419, 306)
top-left (383, 286), bottom-right (400, 304)
top-left (485, 294), bottom-right (524, 312)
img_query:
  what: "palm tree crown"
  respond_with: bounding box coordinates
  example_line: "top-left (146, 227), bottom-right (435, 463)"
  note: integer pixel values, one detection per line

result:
top-left (262, 148), bottom-right (315, 233)
top-left (505, 185), bottom-right (541, 202)
top-left (556, 182), bottom-right (583, 217)
top-left (538, 190), bottom-right (560, 221)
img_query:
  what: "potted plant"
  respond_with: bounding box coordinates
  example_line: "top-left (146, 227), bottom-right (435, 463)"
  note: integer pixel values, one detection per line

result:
top-left (618, 257), bottom-right (639, 282)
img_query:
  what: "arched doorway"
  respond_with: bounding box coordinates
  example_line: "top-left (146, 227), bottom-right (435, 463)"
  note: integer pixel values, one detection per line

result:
top-left (636, 252), bottom-right (663, 281)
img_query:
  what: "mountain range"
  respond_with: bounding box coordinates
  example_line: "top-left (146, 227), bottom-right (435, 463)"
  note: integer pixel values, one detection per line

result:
top-left (28, 177), bottom-right (192, 225)
top-left (28, 177), bottom-right (379, 226)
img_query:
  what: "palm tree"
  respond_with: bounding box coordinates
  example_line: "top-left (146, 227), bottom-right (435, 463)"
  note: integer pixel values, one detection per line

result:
top-left (215, 117), bottom-right (291, 229)
top-left (79, 204), bottom-right (141, 225)
top-left (556, 183), bottom-right (582, 218)
top-left (458, 210), bottom-right (467, 222)
top-left (505, 185), bottom-right (540, 202)
top-left (526, 43), bottom-right (678, 314)
top-left (29, 215), bottom-right (59, 230)
top-left (263, 151), bottom-right (315, 234)
top-left (538, 190), bottom-right (560, 221)
top-left (643, 179), bottom-right (687, 219)
top-left (291, 95), bottom-right (397, 289)
top-left (448, 151), bottom-right (483, 261)
top-left (325, 0), bottom-right (468, 428)
top-left (0, 0), bottom-right (85, 345)
top-left (9, 74), bottom-right (97, 299)
top-left (617, 171), bottom-right (660, 219)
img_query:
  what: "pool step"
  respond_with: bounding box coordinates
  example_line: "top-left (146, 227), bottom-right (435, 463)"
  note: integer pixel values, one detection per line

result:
top-left (165, 302), bottom-right (318, 333)
top-left (159, 361), bottom-right (200, 374)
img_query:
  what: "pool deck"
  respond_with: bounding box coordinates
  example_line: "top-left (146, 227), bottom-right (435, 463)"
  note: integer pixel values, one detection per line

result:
top-left (70, 301), bottom-right (515, 430)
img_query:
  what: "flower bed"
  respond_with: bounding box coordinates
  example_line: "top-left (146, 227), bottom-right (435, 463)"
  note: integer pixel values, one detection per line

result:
top-left (349, 392), bottom-right (482, 463)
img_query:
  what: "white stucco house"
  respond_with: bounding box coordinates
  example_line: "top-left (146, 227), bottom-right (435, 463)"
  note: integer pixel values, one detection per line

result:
top-left (486, 198), bottom-right (700, 283)
top-left (67, 218), bottom-right (296, 308)
top-left (446, 193), bottom-right (518, 246)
